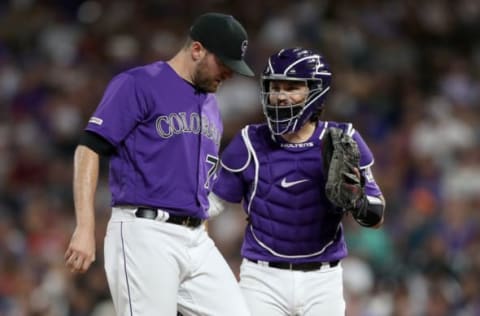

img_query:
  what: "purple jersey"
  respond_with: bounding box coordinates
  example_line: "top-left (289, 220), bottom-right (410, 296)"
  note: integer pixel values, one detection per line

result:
top-left (85, 62), bottom-right (222, 219)
top-left (213, 121), bottom-right (382, 263)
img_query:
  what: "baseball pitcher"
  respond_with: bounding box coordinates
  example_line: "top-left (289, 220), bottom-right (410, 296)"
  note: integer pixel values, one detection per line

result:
top-left (65, 13), bottom-right (254, 316)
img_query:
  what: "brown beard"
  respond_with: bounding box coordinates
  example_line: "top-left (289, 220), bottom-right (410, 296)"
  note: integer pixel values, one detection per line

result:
top-left (192, 57), bottom-right (220, 93)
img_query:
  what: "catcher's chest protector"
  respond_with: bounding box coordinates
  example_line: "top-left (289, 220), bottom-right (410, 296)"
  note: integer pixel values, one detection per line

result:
top-left (243, 125), bottom-right (343, 257)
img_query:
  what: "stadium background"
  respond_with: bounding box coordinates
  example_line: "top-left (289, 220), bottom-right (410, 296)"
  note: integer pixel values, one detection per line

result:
top-left (0, 0), bottom-right (479, 315)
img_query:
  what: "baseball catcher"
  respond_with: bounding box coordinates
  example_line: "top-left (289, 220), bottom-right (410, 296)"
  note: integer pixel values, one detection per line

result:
top-left (323, 126), bottom-right (384, 227)
top-left (208, 47), bottom-right (386, 315)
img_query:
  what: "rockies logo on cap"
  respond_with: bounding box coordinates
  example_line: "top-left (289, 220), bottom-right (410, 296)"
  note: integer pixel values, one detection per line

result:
top-left (241, 40), bottom-right (248, 58)
top-left (190, 12), bottom-right (255, 77)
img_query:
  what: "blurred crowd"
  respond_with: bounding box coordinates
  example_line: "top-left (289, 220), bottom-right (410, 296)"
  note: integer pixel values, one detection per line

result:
top-left (1, 0), bottom-right (480, 315)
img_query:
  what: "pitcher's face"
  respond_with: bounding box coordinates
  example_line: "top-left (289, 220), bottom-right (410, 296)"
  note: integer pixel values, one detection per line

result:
top-left (193, 52), bottom-right (234, 93)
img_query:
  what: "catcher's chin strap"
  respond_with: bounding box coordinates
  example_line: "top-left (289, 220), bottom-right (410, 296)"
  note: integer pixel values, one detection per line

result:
top-left (349, 195), bottom-right (385, 227)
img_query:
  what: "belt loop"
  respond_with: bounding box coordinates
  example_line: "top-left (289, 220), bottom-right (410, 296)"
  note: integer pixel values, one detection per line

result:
top-left (257, 260), bottom-right (269, 267)
top-left (155, 209), bottom-right (170, 222)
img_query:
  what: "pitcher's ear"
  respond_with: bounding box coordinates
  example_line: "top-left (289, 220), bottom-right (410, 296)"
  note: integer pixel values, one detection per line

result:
top-left (191, 41), bottom-right (206, 62)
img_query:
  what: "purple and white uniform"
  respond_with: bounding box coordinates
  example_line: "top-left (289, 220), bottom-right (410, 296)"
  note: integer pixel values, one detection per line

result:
top-left (88, 61), bottom-right (250, 316)
top-left (86, 61), bottom-right (221, 218)
top-left (214, 121), bottom-right (381, 263)
top-left (213, 121), bottom-right (382, 315)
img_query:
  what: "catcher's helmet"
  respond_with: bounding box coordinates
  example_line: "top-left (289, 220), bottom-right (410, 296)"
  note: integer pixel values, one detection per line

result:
top-left (261, 48), bottom-right (332, 135)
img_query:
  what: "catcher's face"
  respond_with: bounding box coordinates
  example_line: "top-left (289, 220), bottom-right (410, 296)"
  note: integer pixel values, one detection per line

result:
top-left (263, 80), bottom-right (310, 135)
top-left (193, 51), bottom-right (234, 93)
top-left (268, 80), bottom-right (309, 107)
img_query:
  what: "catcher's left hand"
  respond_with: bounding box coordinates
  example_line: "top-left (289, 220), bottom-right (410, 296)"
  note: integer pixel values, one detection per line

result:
top-left (322, 127), bottom-right (365, 212)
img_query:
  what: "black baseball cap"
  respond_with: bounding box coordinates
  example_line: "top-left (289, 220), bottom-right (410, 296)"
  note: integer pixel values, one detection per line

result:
top-left (190, 13), bottom-right (254, 77)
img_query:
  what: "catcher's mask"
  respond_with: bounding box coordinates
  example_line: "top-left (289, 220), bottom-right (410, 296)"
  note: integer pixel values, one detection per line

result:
top-left (261, 48), bottom-right (332, 135)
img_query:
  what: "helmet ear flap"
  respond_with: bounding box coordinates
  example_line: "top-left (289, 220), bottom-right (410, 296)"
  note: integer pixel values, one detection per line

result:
top-left (308, 78), bottom-right (323, 92)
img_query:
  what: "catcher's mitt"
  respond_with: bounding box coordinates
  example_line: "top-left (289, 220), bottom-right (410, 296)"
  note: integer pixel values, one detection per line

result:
top-left (322, 127), bottom-right (365, 212)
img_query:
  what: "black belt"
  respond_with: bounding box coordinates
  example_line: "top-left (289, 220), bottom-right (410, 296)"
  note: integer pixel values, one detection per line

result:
top-left (247, 258), bottom-right (339, 272)
top-left (135, 207), bottom-right (203, 228)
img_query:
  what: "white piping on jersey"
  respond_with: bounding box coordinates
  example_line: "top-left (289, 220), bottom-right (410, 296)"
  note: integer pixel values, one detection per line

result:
top-left (240, 126), bottom-right (259, 216)
top-left (220, 129), bottom-right (252, 173)
top-left (361, 160), bottom-right (374, 170)
top-left (241, 124), bottom-right (341, 259)
top-left (251, 222), bottom-right (342, 259)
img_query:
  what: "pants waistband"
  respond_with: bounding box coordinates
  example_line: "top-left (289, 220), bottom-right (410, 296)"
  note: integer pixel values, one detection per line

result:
top-left (114, 206), bottom-right (204, 228)
top-left (246, 258), bottom-right (340, 272)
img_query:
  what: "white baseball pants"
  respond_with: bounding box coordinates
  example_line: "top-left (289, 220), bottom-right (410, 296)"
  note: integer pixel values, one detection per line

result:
top-left (239, 258), bottom-right (345, 316)
top-left (104, 207), bottom-right (251, 316)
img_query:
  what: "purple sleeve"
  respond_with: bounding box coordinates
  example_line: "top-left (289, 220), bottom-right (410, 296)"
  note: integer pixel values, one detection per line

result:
top-left (352, 131), bottom-right (374, 168)
top-left (85, 73), bottom-right (146, 146)
top-left (219, 130), bottom-right (250, 170)
top-left (352, 130), bottom-right (383, 197)
top-left (212, 130), bottom-right (250, 203)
